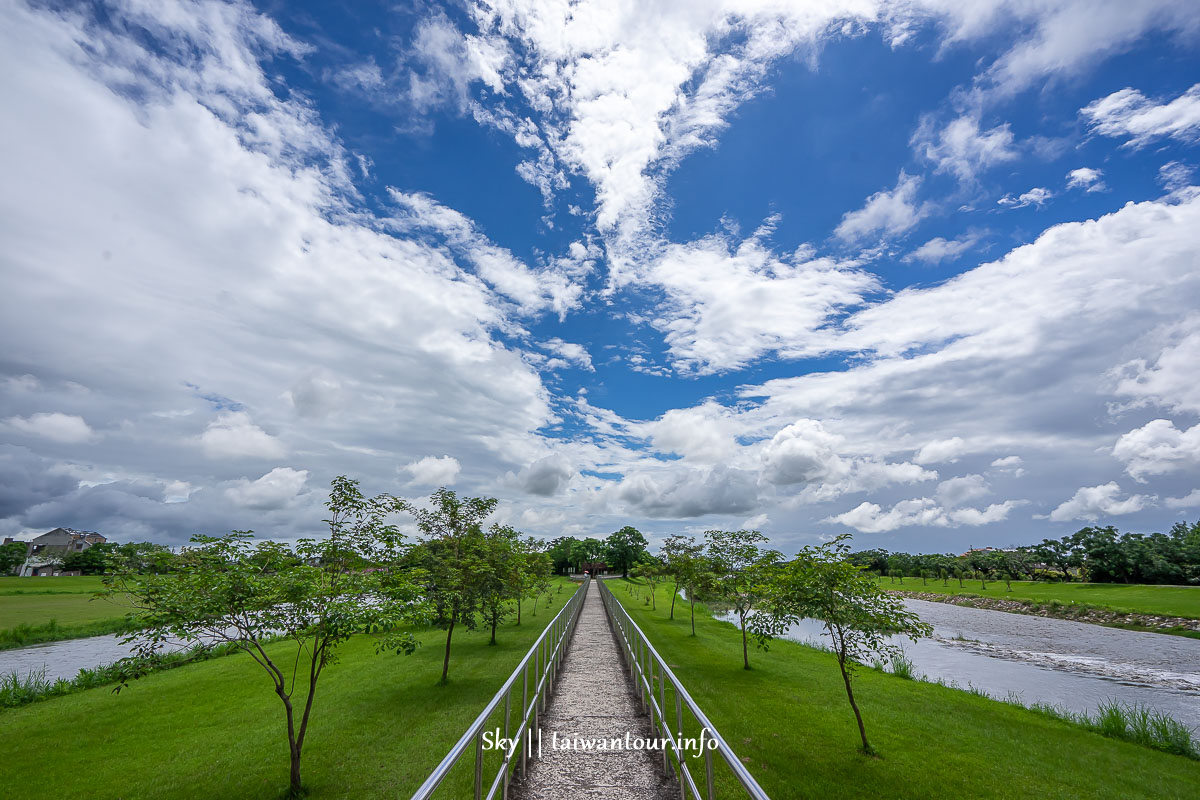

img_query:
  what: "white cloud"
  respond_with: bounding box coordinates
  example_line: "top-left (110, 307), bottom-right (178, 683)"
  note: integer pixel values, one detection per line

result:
top-left (759, 419), bottom-right (934, 501)
top-left (536, 338), bottom-right (594, 371)
top-left (997, 187), bottom-right (1053, 209)
top-left (512, 454), bottom-right (573, 496)
top-left (1049, 482), bottom-right (1151, 522)
top-left (826, 496), bottom-right (1018, 533)
top-left (1066, 167), bottom-right (1107, 193)
top-left (905, 231), bottom-right (982, 265)
top-left (402, 456), bottom-right (462, 486)
top-left (912, 113), bottom-right (1017, 182)
top-left (1165, 489), bottom-right (1200, 509)
top-left (4, 412), bottom-right (95, 444)
top-left (199, 413), bottom-right (286, 460)
top-left (835, 171), bottom-right (928, 242)
top-left (990, 455), bottom-right (1026, 477)
top-left (1112, 419), bottom-right (1200, 482)
top-left (643, 401), bottom-right (739, 463)
top-left (225, 467), bottom-right (309, 510)
top-left (1083, 83), bottom-right (1200, 147)
top-left (936, 474), bottom-right (990, 507)
top-left (914, 437), bottom-right (968, 465)
top-left (1112, 316), bottom-right (1200, 414)
top-left (1158, 160), bottom-right (1195, 191)
top-left (646, 225), bottom-right (877, 373)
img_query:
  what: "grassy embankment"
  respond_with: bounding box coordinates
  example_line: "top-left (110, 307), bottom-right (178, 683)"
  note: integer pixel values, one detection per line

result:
top-left (874, 577), bottom-right (1200, 618)
top-left (0, 576), bottom-right (136, 649)
top-left (611, 578), bottom-right (1200, 800)
top-left (0, 578), bottom-right (577, 799)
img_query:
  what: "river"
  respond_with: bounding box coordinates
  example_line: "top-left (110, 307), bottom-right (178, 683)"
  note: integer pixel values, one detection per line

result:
top-left (720, 598), bottom-right (1200, 729)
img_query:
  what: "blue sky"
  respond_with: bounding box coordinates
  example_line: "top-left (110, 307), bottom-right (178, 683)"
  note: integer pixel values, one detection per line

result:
top-left (2, 0), bottom-right (1200, 555)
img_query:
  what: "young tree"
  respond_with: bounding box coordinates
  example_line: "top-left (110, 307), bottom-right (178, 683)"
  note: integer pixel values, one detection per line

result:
top-left (660, 534), bottom-right (704, 620)
top-left (755, 535), bottom-right (930, 755)
top-left (104, 477), bottom-right (424, 797)
top-left (511, 537), bottom-right (545, 625)
top-left (480, 525), bottom-right (519, 645)
top-left (529, 555), bottom-right (553, 616)
top-left (406, 488), bottom-right (497, 683)
top-left (605, 526), bottom-right (648, 578)
top-left (704, 530), bottom-right (780, 670)
top-left (630, 557), bottom-right (666, 610)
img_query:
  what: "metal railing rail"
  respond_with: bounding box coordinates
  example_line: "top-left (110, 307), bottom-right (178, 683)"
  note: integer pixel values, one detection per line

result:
top-left (597, 579), bottom-right (772, 800)
top-left (409, 576), bottom-right (590, 800)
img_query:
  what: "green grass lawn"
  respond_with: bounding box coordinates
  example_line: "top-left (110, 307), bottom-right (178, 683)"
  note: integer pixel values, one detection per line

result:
top-left (0, 578), bottom-right (579, 799)
top-left (876, 577), bottom-right (1200, 618)
top-left (610, 579), bottom-right (1200, 800)
top-left (0, 576), bottom-right (135, 648)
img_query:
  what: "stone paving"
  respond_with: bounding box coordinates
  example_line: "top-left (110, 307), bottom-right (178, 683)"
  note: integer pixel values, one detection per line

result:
top-left (510, 581), bottom-right (680, 800)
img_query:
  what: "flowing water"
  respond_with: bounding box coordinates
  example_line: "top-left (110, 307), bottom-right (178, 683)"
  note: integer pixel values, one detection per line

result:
top-left (721, 599), bottom-right (1200, 729)
top-left (0, 633), bottom-right (201, 683)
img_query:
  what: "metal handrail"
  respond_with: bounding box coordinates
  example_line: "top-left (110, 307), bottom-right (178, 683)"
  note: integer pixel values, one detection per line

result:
top-left (597, 579), bottom-right (771, 800)
top-left (410, 576), bottom-right (590, 800)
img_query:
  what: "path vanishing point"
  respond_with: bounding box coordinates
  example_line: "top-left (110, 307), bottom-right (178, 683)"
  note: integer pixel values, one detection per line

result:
top-left (510, 580), bottom-right (680, 800)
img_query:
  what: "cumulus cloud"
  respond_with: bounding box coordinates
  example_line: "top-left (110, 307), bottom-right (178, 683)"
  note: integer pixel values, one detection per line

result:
top-left (1083, 83), bottom-right (1200, 147)
top-left (513, 455), bottom-right (573, 496)
top-left (1112, 419), bottom-right (1200, 482)
top-left (536, 338), bottom-right (594, 371)
top-left (402, 456), bottom-right (462, 486)
top-left (4, 412), bottom-right (95, 444)
top-left (905, 231), bottom-right (982, 265)
top-left (1165, 489), bottom-right (1200, 509)
top-left (646, 224), bottom-right (877, 373)
top-left (912, 113), bottom-right (1017, 182)
top-left (826, 497), bottom-right (1019, 533)
top-left (997, 187), bottom-right (1053, 209)
top-left (835, 172), bottom-right (928, 243)
top-left (225, 467), bottom-right (309, 510)
top-left (199, 413), bottom-right (286, 460)
top-left (914, 437), bottom-right (968, 465)
top-left (1048, 482), bottom-right (1151, 522)
top-left (760, 419), bottom-right (933, 501)
top-left (609, 466), bottom-right (758, 519)
top-left (1112, 317), bottom-right (1200, 414)
top-left (1066, 167), bottom-right (1107, 193)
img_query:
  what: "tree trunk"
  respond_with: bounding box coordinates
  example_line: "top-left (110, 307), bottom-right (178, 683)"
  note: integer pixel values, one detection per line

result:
top-left (670, 583), bottom-right (678, 619)
top-left (290, 743), bottom-right (302, 797)
top-left (837, 653), bottom-right (870, 753)
top-left (517, 594), bottom-right (522, 625)
top-left (490, 612), bottom-right (498, 645)
top-left (690, 600), bottom-right (696, 636)
top-left (741, 613), bottom-right (750, 670)
top-left (441, 619), bottom-right (455, 683)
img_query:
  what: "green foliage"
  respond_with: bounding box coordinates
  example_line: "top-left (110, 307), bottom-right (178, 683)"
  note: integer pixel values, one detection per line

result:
top-left (104, 476), bottom-right (426, 797)
top-left (0, 541), bottom-right (27, 574)
top-left (755, 534), bottom-right (931, 754)
top-left (659, 533), bottom-right (706, 624)
top-left (604, 526), bottom-right (648, 577)
top-left (851, 519), bottom-right (1200, 586)
top-left (704, 529), bottom-right (780, 670)
top-left (629, 556), bottom-right (666, 609)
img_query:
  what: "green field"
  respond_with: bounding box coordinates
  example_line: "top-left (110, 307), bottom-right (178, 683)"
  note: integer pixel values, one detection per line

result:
top-left (0, 579), bottom-right (578, 799)
top-left (610, 579), bottom-right (1200, 800)
top-left (875, 577), bottom-right (1200, 618)
top-left (0, 576), bottom-right (135, 648)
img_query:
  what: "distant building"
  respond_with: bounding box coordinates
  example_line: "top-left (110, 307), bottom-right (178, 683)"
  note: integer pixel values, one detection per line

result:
top-left (3, 528), bottom-right (107, 576)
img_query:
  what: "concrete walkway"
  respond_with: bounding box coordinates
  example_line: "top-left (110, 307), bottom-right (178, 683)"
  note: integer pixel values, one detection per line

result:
top-left (510, 581), bottom-right (679, 800)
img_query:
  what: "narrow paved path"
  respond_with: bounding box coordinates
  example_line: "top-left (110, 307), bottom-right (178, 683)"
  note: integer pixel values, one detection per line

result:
top-left (511, 581), bottom-right (679, 800)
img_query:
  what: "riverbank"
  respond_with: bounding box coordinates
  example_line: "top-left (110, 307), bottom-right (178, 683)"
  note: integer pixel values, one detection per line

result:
top-left (884, 588), bottom-right (1200, 639)
top-left (615, 579), bottom-right (1200, 799)
top-left (0, 576), bottom-right (135, 650)
top-left (0, 580), bottom-right (573, 798)
top-left (872, 577), bottom-right (1200, 618)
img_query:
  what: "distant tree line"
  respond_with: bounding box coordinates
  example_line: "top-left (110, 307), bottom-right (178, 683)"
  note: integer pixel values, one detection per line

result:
top-left (847, 521), bottom-right (1200, 586)
top-left (544, 526), bottom-right (649, 577)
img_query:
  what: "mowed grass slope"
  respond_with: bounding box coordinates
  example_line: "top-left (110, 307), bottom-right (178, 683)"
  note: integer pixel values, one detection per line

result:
top-left (0, 576), bottom-right (135, 647)
top-left (876, 577), bottom-right (1200, 618)
top-left (0, 579), bottom-right (578, 800)
top-left (612, 579), bottom-right (1200, 800)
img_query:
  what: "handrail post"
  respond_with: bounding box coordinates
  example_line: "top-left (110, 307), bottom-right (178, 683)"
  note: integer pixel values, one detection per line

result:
top-left (520, 662), bottom-right (528, 778)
